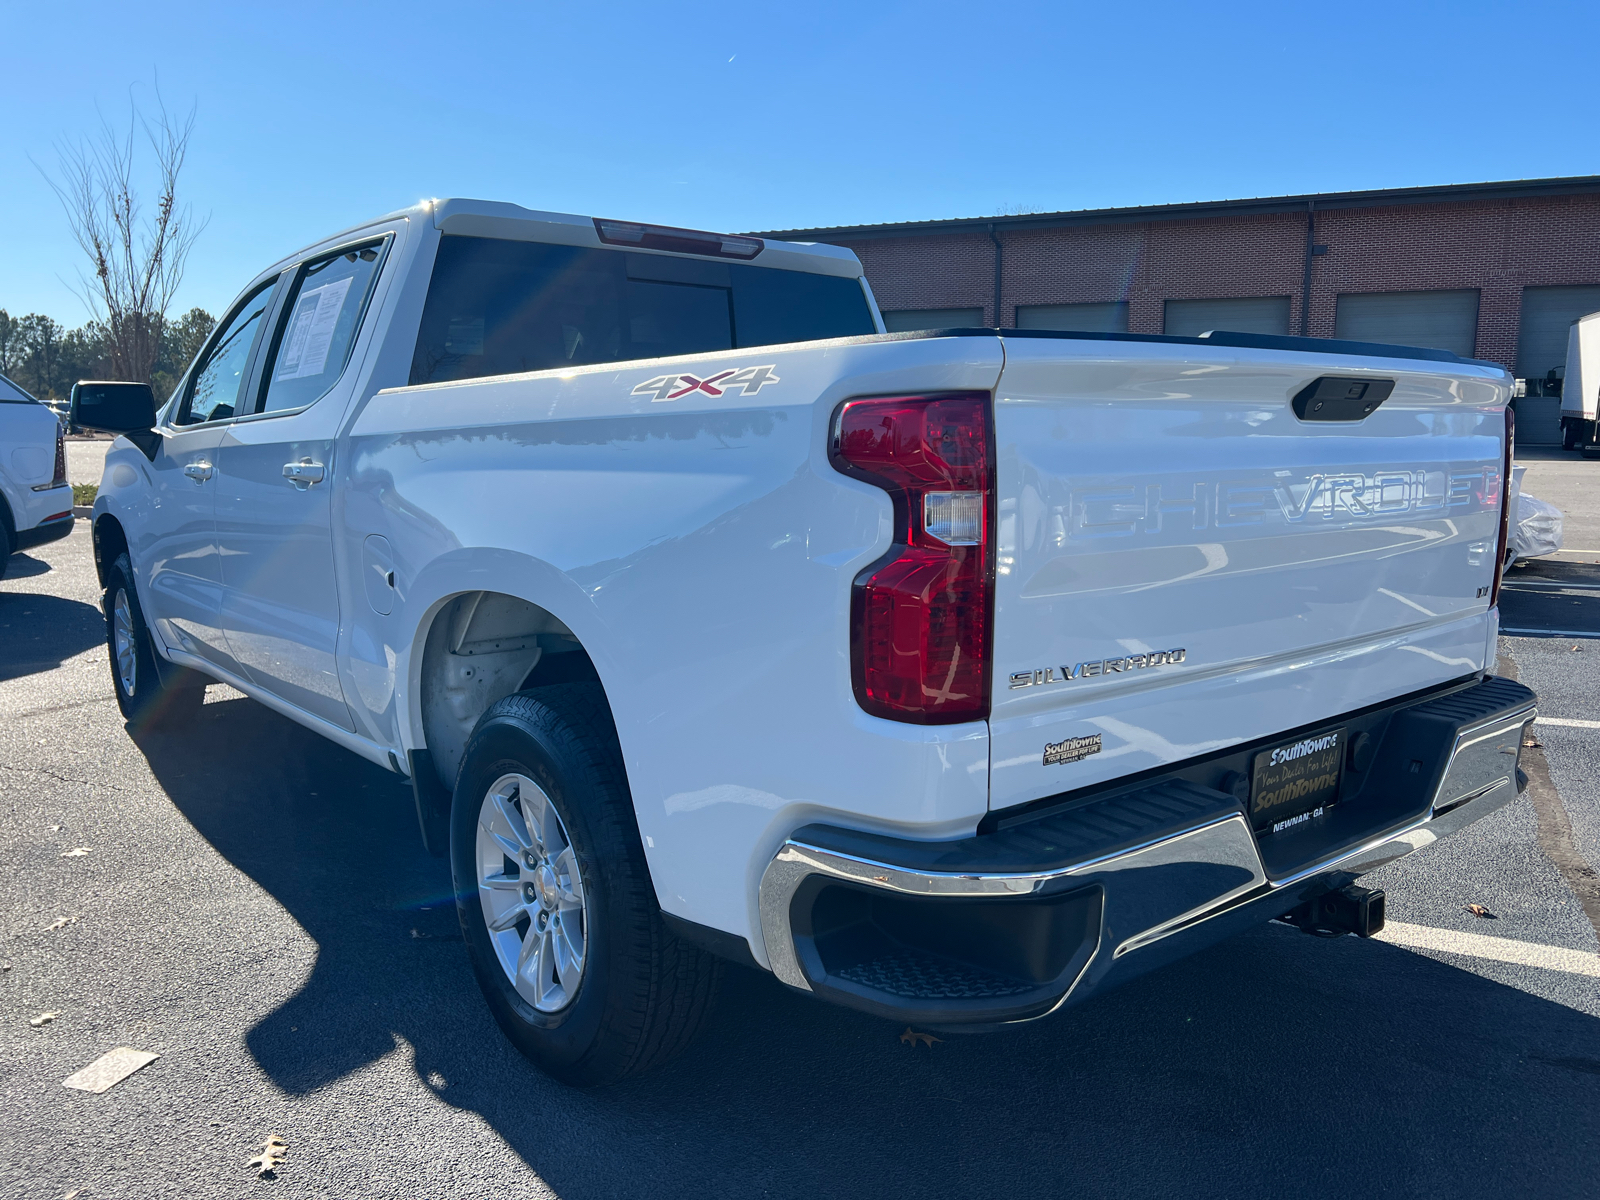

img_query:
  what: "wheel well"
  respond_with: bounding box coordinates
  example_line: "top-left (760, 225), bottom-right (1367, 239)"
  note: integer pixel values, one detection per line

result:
top-left (92, 515), bottom-right (128, 589)
top-left (418, 591), bottom-right (601, 792)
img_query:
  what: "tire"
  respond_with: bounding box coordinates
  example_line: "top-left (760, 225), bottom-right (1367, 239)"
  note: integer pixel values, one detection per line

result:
top-left (0, 498), bottom-right (15, 582)
top-left (1563, 421), bottom-right (1579, 452)
top-left (451, 685), bottom-right (720, 1086)
top-left (103, 552), bottom-right (206, 729)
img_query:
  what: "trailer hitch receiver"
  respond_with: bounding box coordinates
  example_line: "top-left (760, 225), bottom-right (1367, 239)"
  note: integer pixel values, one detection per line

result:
top-left (1281, 884), bottom-right (1386, 938)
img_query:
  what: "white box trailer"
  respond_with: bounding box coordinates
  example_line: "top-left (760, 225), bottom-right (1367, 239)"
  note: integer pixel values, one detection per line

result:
top-left (1562, 310), bottom-right (1600, 450)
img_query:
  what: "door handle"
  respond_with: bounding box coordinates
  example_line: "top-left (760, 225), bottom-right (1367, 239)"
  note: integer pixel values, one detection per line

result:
top-left (283, 460), bottom-right (326, 490)
top-left (182, 460), bottom-right (213, 483)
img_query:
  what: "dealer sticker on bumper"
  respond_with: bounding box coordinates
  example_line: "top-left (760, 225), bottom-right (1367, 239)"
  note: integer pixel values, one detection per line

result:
top-left (1044, 733), bottom-right (1102, 766)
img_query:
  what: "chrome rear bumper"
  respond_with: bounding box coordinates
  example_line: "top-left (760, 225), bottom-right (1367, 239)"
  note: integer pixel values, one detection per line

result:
top-left (757, 675), bottom-right (1535, 1025)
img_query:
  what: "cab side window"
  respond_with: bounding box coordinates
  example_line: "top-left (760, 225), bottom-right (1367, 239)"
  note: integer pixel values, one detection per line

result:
top-left (255, 241), bottom-right (386, 414)
top-left (179, 281), bottom-right (277, 425)
top-left (408, 235), bottom-right (875, 386)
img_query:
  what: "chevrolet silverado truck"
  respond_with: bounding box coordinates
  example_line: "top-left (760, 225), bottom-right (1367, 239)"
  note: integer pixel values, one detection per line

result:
top-left (76, 199), bottom-right (1537, 1085)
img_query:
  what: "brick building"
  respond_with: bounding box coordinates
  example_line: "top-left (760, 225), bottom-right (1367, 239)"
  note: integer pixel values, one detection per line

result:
top-left (756, 176), bottom-right (1600, 443)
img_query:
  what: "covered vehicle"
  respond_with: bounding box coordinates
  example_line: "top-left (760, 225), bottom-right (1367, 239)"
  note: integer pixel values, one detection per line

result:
top-left (1507, 465), bottom-right (1564, 564)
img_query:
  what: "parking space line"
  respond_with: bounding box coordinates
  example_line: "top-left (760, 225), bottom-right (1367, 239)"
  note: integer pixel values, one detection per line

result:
top-left (1500, 627), bottom-right (1600, 639)
top-left (1501, 580), bottom-right (1600, 592)
top-left (1538, 717), bottom-right (1600, 730)
top-left (1376, 921), bottom-right (1600, 978)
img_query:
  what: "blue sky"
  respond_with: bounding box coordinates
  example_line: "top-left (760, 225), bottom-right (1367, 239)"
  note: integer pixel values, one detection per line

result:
top-left (4, 0), bottom-right (1597, 323)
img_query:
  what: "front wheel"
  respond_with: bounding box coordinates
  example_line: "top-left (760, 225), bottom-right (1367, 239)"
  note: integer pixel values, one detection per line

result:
top-left (104, 552), bottom-right (206, 729)
top-left (451, 685), bottom-right (720, 1086)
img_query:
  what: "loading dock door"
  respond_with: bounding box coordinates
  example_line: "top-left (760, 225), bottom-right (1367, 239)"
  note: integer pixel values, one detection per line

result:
top-left (1516, 285), bottom-right (1600, 444)
top-left (1333, 290), bottom-right (1480, 358)
top-left (1017, 302), bottom-right (1130, 333)
top-left (881, 307), bottom-right (984, 332)
top-left (1164, 296), bottom-right (1290, 337)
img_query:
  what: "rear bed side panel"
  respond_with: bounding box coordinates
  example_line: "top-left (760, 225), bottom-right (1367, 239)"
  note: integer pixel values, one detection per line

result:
top-left (989, 338), bottom-right (1510, 813)
top-left (343, 335), bottom-right (1004, 962)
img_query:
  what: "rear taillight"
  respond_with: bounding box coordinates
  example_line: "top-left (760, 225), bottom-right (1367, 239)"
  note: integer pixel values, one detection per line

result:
top-left (830, 393), bottom-right (994, 724)
top-left (51, 420), bottom-right (67, 489)
top-left (1490, 404), bottom-right (1514, 608)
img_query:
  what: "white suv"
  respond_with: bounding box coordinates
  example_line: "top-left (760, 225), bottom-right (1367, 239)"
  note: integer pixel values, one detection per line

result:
top-left (0, 372), bottom-right (73, 576)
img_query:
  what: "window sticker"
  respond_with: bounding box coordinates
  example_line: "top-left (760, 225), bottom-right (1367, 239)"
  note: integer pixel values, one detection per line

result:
top-left (276, 276), bottom-right (354, 381)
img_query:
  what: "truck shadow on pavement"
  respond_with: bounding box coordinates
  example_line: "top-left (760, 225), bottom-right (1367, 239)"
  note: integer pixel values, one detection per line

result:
top-left (139, 694), bottom-right (1600, 1200)
top-left (0, 590), bottom-right (104, 682)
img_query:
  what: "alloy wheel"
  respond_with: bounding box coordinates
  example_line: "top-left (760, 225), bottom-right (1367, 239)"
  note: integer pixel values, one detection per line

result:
top-left (112, 588), bottom-right (137, 696)
top-left (475, 772), bottom-right (588, 1012)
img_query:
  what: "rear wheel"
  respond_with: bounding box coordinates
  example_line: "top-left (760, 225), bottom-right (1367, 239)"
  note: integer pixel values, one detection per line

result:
top-left (104, 552), bottom-right (206, 729)
top-left (1563, 421), bottom-right (1579, 452)
top-left (451, 685), bottom-right (720, 1086)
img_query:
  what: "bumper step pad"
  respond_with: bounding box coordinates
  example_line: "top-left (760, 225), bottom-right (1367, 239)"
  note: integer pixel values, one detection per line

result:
top-left (836, 950), bottom-right (1041, 1000)
top-left (793, 777), bottom-right (1239, 880)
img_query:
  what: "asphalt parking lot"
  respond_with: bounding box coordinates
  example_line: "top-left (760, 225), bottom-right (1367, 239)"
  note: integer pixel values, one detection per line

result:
top-left (2, 453), bottom-right (1598, 1199)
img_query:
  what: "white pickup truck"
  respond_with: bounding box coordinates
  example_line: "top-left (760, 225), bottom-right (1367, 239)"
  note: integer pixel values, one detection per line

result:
top-left (78, 199), bottom-right (1537, 1085)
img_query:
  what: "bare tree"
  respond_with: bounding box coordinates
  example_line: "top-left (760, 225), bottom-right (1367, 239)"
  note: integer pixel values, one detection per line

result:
top-left (43, 90), bottom-right (206, 386)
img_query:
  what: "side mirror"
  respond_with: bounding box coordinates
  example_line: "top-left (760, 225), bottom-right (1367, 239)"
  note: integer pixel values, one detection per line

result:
top-left (69, 380), bottom-right (160, 460)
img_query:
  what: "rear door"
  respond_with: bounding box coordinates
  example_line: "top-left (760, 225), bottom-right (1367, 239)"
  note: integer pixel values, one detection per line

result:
top-left (213, 235), bottom-right (391, 730)
top-left (987, 335), bottom-right (1509, 813)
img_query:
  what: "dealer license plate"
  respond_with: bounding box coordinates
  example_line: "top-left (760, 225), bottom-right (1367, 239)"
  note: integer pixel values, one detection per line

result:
top-left (1250, 727), bottom-right (1346, 834)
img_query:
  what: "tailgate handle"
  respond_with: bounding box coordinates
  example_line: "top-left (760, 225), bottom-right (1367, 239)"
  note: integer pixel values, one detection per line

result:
top-left (1292, 376), bottom-right (1395, 421)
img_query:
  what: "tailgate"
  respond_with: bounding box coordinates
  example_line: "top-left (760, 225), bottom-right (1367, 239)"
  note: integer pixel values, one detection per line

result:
top-left (989, 335), bottom-right (1510, 813)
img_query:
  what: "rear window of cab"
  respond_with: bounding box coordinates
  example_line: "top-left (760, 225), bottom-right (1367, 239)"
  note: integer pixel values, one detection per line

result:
top-left (409, 235), bottom-right (876, 385)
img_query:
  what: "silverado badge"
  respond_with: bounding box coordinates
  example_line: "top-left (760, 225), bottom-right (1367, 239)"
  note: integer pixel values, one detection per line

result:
top-left (1011, 648), bottom-right (1187, 690)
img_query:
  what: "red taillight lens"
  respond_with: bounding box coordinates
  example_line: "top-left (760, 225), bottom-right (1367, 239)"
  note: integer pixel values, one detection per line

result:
top-left (1489, 404), bottom-right (1514, 608)
top-left (52, 420), bottom-right (67, 489)
top-left (593, 217), bottom-right (763, 260)
top-left (831, 394), bottom-right (994, 724)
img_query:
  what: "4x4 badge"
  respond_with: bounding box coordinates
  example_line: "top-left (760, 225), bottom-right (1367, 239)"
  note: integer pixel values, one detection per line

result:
top-left (632, 364), bottom-right (780, 402)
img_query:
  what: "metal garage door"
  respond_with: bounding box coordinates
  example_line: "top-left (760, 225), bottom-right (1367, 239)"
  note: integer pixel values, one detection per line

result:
top-left (881, 307), bottom-right (985, 332)
top-left (1016, 302), bottom-right (1129, 333)
top-left (1164, 296), bottom-right (1290, 337)
top-left (1516, 285), bottom-right (1600, 444)
top-left (1517, 286), bottom-right (1600, 380)
top-left (1333, 290), bottom-right (1479, 358)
